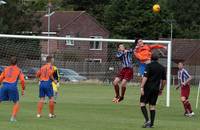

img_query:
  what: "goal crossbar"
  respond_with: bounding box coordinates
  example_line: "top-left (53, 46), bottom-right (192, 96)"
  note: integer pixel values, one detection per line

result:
top-left (0, 34), bottom-right (172, 107)
top-left (0, 34), bottom-right (170, 44)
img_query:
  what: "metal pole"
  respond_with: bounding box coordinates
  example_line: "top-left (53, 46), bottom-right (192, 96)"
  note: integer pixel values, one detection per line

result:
top-left (166, 20), bottom-right (173, 107)
top-left (171, 21), bottom-right (173, 42)
top-left (166, 40), bottom-right (172, 107)
top-left (47, 2), bottom-right (51, 55)
top-left (196, 81), bottom-right (200, 109)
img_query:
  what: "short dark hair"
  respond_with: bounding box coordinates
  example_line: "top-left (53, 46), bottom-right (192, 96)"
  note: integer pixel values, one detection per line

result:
top-left (178, 62), bottom-right (184, 66)
top-left (151, 52), bottom-right (159, 61)
top-left (135, 38), bottom-right (142, 45)
top-left (117, 43), bottom-right (123, 48)
top-left (46, 56), bottom-right (53, 63)
top-left (10, 56), bottom-right (17, 65)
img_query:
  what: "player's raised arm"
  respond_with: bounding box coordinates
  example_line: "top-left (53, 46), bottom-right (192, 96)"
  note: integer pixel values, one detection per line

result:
top-left (149, 44), bottom-right (167, 50)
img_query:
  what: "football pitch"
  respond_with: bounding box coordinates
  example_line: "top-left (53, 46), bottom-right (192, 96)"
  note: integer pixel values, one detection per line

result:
top-left (0, 82), bottom-right (199, 130)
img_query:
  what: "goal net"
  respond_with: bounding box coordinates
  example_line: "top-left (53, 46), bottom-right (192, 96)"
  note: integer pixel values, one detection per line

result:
top-left (0, 34), bottom-right (172, 106)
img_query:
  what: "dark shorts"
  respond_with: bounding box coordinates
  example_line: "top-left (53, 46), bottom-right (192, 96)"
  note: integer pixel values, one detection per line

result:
top-left (116, 67), bottom-right (133, 81)
top-left (0, 84), bottom-right (19, 103)
top-left (181, 84), bottom-right (190, 98)
top-left (140, 88), bottom-right (159, 105)
top-left (39, 80), bottom-right (54, 98)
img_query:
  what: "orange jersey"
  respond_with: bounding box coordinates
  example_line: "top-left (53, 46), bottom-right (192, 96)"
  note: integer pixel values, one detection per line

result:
top-left (36, 63), bottom-right (54, 81)
top-left (134, 44), bottom-right (165, 63)
top-left (0, 65), bottom-right (25, 90)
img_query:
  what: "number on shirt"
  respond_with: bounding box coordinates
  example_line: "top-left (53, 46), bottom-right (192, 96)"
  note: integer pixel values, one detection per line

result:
top-left (7, 68), bottom-right (14, 78)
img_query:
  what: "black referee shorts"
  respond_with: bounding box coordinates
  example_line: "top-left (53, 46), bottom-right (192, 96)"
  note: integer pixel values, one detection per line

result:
top-left (140, 88), bottom-right (159, 105)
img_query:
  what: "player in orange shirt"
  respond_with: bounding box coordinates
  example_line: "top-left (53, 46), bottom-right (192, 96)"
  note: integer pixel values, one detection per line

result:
top-left (134, 38), bottom-right (167, 76)
top-left (0, 57), bottom-right (25, 122)
top-left (36, 56), bottom-right (57, 118)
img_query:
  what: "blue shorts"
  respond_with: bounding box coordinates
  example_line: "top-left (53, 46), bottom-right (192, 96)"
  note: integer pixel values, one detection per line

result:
top-left (39, 80), bottom-right (53, 98)
top-left (138, 61), bottom-right (147, 76)
top-left (0, 83), bottom-right (19, 103)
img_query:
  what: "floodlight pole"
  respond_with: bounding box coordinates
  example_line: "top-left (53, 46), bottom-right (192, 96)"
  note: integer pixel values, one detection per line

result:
top-left (170, 21), bottom-right (173, 42)
top-left (47, 1), bottom-right (51, 55)
top-left (162, 18), bottom-right (175, 107)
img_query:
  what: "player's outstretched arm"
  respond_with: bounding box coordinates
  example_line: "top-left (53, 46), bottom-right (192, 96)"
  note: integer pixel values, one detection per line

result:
top-left (149, 44), bottom-right (167, 50)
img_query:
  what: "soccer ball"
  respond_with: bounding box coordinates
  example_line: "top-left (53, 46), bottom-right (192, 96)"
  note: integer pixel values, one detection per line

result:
top-left (153, 4), bottom-right (160, 13)
top-left (37, 114), bottom-right (41, 118)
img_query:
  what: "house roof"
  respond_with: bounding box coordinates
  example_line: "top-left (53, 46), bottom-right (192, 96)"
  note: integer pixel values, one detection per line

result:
top-left (172, 39), bottom-right (200, 64)
top-left (38, 11), bottom-right (109, 36)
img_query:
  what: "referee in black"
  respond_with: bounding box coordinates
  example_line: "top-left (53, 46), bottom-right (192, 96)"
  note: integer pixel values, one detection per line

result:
top-left (140, 52), bottom-right (166, 128)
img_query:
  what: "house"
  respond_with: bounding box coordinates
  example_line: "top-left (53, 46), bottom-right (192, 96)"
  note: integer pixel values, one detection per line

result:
top-left (38, 11), bottom-right (110, 63)
top-left (158, 39), bottom-right (200, 72)
top-left (172, 39), bottom-right (200, 65)
top-left (169, 39), bottom-right (200, 84)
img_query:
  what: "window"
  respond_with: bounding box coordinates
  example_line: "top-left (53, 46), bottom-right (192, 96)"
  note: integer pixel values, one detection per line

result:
top-left (89, 36), bottom-right (102, 50)
top-left (85, 59), bottom-right (102, 63)
top-left (66, 35), bottom-right (74, 46)
top-left (41, 54), bottom-right (48, 61)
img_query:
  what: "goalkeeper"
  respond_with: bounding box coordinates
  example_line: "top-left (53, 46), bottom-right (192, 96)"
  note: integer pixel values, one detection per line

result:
top-left (52, 65), bottom-right (60, 103)
top-left (134, 38), bottom-right (167, 77)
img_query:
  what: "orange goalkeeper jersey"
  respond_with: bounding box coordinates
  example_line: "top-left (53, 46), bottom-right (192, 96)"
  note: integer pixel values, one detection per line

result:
top-left (134, 44), bottom-right (165, 63)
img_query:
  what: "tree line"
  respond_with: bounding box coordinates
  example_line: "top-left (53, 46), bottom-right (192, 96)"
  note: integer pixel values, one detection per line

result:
top-left (0, 0), bottom-right (199, 39)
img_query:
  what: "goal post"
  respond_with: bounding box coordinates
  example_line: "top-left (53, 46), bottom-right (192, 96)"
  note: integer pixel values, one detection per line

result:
top-left (0, 34), bottom-right (172, 107)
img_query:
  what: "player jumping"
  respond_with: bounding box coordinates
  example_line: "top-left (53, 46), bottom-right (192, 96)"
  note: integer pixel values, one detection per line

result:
top-left (0, 57), bottom-right (25, 122)
top-left (112, 44), bottom-right (133, 103)
top-left (36, 56), bottom-right (57, 118)
top-left (176, 62), bottom-right (194, 117)
top-left (134, 38), bottom-right (167, 76)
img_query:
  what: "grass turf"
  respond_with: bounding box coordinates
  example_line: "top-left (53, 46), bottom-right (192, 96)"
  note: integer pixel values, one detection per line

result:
top-left (0, 82), bottom-right (199, 130)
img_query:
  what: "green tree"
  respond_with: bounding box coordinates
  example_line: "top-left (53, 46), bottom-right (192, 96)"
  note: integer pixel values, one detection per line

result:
top-left (61, 0), bottom-right (110, 23)
top-left (103, 0), bottom-right (170, 39)
top-left (0, 0), bottom-right (40, 34)
top-left (0, 0), bottom-right (41, 60)
top-left (167, 0), bottom-right (200, 39)
top-left (30, 0), bottom-right (63, 11)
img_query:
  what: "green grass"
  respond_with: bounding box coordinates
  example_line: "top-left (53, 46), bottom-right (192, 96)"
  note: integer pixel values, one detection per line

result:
top-left (0, 82), bottom-right (199, 130)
